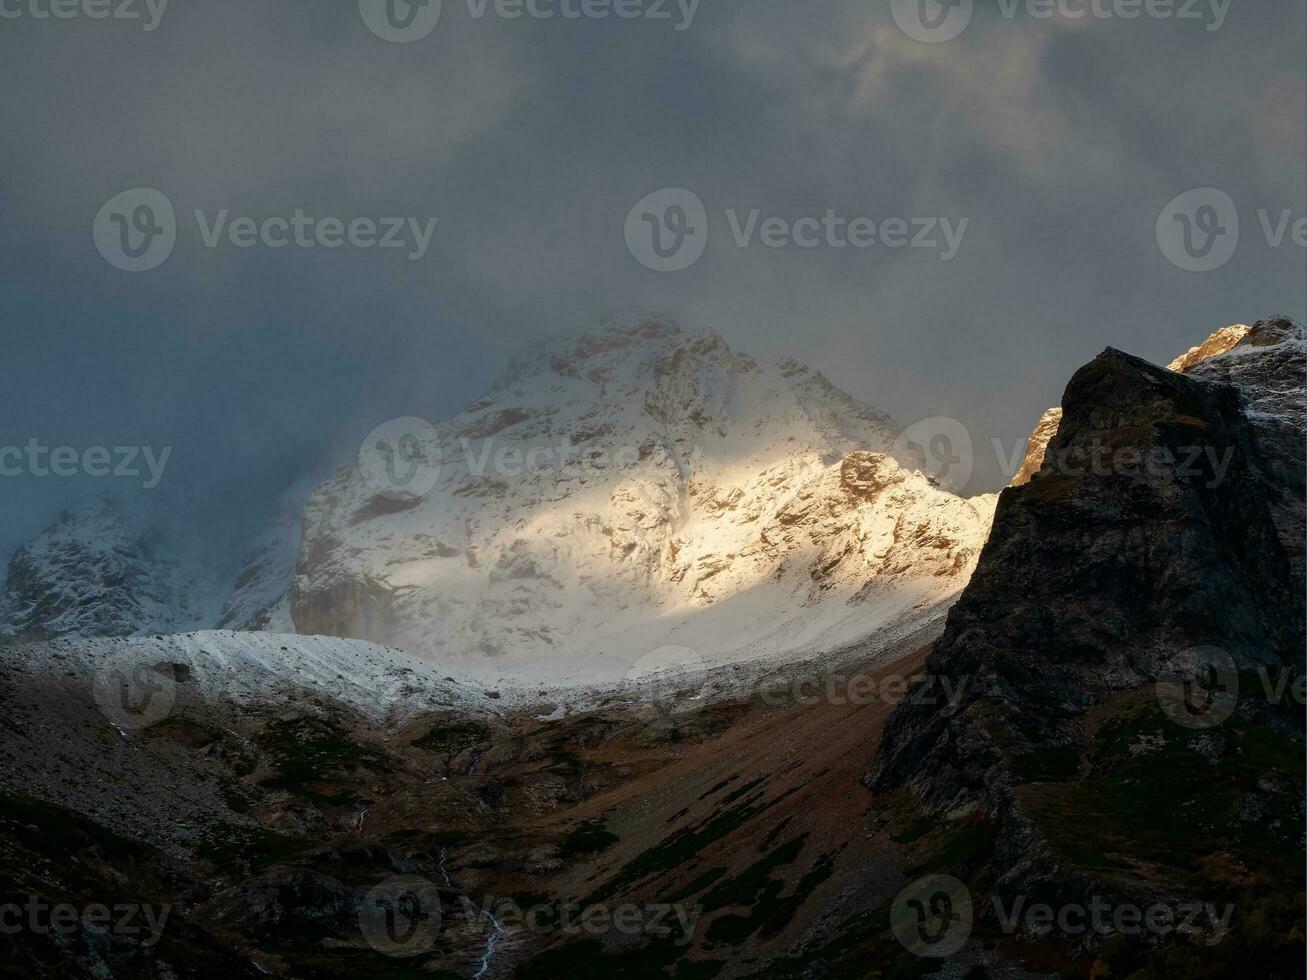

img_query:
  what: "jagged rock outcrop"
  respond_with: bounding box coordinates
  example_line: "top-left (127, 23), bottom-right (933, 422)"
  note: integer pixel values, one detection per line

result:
top-left (871, 317), bottom-right (1304, 872)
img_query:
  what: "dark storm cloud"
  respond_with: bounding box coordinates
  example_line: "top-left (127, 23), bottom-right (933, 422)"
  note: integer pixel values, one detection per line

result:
top-left (0, 0), bottom-right (1302, 557)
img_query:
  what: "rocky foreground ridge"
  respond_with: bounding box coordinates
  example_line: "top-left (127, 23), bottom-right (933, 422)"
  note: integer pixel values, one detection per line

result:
top-left (871, 317), bottom-right (1305, 930)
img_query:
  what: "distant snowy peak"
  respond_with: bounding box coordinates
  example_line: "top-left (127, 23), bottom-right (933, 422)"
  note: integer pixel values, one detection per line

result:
top-left (0, 497), bottom-right (215, 640)
top-left (288, 316), bottom-right (995, 677)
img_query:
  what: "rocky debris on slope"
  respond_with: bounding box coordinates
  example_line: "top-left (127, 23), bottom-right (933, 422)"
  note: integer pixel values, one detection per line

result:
top-left (0, 497), bottom-right (215, 641)
top-left (287, 316), bottom-right (995, 672)
top-left (870, 316), bottom-right (1305, 893)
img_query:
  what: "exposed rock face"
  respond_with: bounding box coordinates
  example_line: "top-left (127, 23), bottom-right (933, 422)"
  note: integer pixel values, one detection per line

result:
top-left (1010, 407), bottom-right (1062, 487)
top-left (289, 317), bottom-right (996, 676)
top-left (1167, 323), bottom-right (1250, 372)
top-left (871, 316), bottom-right (1304, 869)
top-left (0, 498), bottom-right (214, 640)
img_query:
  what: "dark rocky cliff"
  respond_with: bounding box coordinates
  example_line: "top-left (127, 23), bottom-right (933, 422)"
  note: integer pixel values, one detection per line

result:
top-left (870, 317), bottom-right (1305, 916)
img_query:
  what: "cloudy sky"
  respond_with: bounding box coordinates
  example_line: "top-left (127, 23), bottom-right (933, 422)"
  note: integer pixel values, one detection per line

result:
top-left (1, 0), bottom-right (1303, 558)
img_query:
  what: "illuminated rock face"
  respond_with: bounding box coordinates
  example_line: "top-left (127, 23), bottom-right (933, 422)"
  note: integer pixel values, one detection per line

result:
top-left (1167, 323), bottom-right (1251, 372)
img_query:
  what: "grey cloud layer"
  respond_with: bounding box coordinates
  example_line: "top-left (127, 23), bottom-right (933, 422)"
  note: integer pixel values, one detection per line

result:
top-left (0, 0), bottom-right (1302, 555)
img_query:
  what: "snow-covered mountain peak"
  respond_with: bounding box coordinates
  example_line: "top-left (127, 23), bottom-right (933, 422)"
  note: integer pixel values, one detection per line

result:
top-left (289, 318), bottom-right (994, 682)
